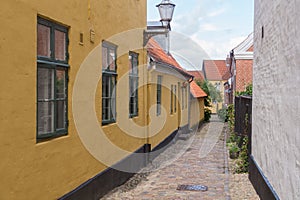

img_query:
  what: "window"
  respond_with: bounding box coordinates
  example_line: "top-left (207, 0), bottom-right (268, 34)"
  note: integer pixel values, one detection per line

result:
top-left (178, 82), bottom-right (181, 110)
top-left (174, 85), bottom-right (177, 113)
top-left (170, 85), bottom-right (176, 114)
top-left (181, 84), bottom-right (188, 110)
top-left (129, 52), bottom-right (139, 118)
top-left (185, 86), bottom-right (188, 109)
top-left (170, 85), bottom-right (173, 114)
top-left (37, 17), bottom-right (69, 140)
top-left (157, 76), bottom-right (162, 116)
top-left (102, 41), bottom-right (117, 125)
top-left (182, 86), bottom-right (184, 110)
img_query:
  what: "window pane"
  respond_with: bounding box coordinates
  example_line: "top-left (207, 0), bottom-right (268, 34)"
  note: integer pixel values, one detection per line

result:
top-left (56, 100), bottom-right (66, 129)
top-left (132, 57), bottom-right (138, 74)
top-left (102, 75), bottom-right (109, 98)
top-left (102, 47), bottom-right (108, 70)
top-left (56, 69), bottom-right (66, 99)
top-left (55, 30), bottom-right (66, 61)
top-left (37, 67), bottom-right (54, 100)
top-left (102, 98), bottom-right (110, 121)
top-left (37, 24), bottom-right (51, 57)
top-left (111, 96), bottom-right (116, 120)
top-left (38, 102), bottom-right (54, 135)
top-left (110, 76), bottom-right (116, 96)
top-left (109, 49), bottom-right (116, 71)
top-left (128, 54), bottom-right (133, 74)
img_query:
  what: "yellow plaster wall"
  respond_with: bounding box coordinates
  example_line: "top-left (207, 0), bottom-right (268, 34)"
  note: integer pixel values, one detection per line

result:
top-left (0, 0), bottom-right (147, 199)
top-left (147, 70), bottom-right (189, 149)
top-left (189, 97), bottom-right (205, 128)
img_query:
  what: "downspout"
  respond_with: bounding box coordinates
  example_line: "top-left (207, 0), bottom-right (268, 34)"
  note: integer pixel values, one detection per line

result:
top-left (143, 47), bottom-right (151, 155)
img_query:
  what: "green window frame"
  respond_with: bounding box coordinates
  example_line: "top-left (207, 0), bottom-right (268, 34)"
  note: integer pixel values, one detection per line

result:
top-left (170, 85), bottom-right (173, 114)
top-left (37, 17), bottom-right (69, 141)
top-left (182, 86), bottom-right (184, 110)
top-left (174, 85), bottom-right (177, 113)
top-left (178, 82), bottom-right (181, 110)
top-left (157, 75), bottom-right (162, 116)
top-left (185, 86), bottom-right (188, 109)
top-left (102, 41), bottom-right (117, 125)
top-left (129, 51), bottom-right (139, 118)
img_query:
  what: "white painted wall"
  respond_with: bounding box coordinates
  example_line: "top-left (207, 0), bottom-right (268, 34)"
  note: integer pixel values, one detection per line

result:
top-left (252, 0), bottom-right (300, 199)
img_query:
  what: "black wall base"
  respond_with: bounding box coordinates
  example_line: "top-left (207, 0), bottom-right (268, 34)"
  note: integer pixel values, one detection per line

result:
top-left (59, 127), bottom-right (185, 200)
top-left (249, 155), bottom-right (280, 200)
top-left (149, 128), bottom-right (179, 161)
top-left (59, 144), bottom-right (149, 200)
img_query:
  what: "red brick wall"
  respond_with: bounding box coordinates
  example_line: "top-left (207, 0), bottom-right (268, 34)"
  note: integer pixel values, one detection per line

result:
top-left (236, 59), bottom-right (253, 92)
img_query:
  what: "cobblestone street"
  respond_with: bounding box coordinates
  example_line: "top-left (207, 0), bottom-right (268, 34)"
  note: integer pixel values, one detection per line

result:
top-left (102, 116), bottom-right (259, 200)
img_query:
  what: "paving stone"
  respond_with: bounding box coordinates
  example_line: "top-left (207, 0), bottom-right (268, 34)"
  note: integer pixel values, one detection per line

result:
top-left (101, 115), bottom-right (259, 200)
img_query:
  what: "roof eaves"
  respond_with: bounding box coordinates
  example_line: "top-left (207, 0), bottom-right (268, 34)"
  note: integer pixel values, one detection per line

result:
top-left (154, 60), bottom-right (193, 78)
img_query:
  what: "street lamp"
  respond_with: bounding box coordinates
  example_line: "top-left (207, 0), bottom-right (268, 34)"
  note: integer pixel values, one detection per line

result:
top-left (156, 0), bottom-right (176, 29)
top-left (143, 0), bottom-right (176, 46)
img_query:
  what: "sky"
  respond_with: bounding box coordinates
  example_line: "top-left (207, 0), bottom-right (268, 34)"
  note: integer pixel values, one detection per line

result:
top-left (147, 0), bottom-right (254, 70)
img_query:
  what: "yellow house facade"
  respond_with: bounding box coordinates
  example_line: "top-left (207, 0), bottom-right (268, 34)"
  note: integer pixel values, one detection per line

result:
top-left (147, 39), bottom-right (192, 153)
top-left (0, 1), bottom-right (206, 199)
top-left (0, 1), bottom-right (148, 199)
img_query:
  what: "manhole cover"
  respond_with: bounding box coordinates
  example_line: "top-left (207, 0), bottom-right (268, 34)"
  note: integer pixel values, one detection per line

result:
top-left (177, 184), bottom-right (208, 191)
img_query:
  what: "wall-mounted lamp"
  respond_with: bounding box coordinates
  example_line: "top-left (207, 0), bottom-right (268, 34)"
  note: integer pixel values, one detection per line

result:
top-left (143, 0), bottom-right (176, 46)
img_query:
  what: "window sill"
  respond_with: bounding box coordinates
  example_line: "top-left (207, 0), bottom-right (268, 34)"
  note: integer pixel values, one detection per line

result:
top-left (36, 131), bottom-right (68, 143)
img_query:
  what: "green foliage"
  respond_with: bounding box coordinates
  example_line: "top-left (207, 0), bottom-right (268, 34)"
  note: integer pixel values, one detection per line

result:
top-left (197, 80), bottom-right (212, 107)
top-left (227, 104), bottom-right (235, 133)
top-left (198, 80), bottom-right (222, 103)
top-left (234, 137), bottom-right (249, 173)
top-left (204, 108), bottom-right (212, 122)
top-left (197, 80), bottom-right (223, 122)
top-left (236, 84), bottom-right (252, 96)
top-left (226, 104), bottom-right (249, 173)
top-left (228, 142), bottom-right (240, 159)
top-left (217, 107), bottom-right (228, 122)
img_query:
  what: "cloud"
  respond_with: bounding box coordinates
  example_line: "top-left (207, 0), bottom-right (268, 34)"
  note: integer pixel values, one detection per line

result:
top-left (190, 34), bottom-right (246, 59)
top-left (207, 8), bottom-right (226, 17)
top-left (200, 23), bottom-right (218, 31)
top-left (169, 32), bottom-right (210, 70)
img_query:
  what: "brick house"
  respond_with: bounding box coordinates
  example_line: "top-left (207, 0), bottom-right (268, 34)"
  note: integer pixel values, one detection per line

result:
top-left (225, 33), bottom-right (253, 104)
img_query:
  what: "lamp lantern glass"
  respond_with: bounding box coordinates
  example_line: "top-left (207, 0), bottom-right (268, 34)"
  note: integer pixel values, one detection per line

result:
top-left (156, 0), bottom-right (175, 26)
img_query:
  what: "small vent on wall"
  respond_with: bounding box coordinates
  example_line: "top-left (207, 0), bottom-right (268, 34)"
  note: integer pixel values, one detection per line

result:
top-left (79, 32), bottom-right (84, 45)
top-left (90, 29), bottom-right (95, 43)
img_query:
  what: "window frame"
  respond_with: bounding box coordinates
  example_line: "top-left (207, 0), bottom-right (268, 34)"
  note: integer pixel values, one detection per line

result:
top-left (36, 17), bottom-right (69, 141)
top-left (102, 41), bottom-right (118, 125)
top-left (129, 51), bottom-right (139, 118)
top-left (182, 86), bottom-right (184, 110)
top-left (157, 75), bottom-right (162, 116)
top-left (174, 85), bottom-right (177, 113)
top-left (170, 85), bottom-right (173, 114)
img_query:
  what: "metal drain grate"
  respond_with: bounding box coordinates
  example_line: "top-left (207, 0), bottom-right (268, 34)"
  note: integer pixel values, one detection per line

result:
top-left (177, 184), bottom-right (208, 192)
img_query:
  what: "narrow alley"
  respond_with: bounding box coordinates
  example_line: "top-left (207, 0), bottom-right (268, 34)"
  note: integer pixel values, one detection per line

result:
top-left (102, 116), bottom-right (258, 200)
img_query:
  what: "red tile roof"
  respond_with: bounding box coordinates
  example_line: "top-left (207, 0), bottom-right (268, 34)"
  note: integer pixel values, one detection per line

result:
top-left (147, 39), bottom-right (192, 78)
top-left (190, 81), bottom-right (207, 98)
top-left (203, 60), bottom-right (228, 81)
top-left (187, 70), bottom-right (205, 82)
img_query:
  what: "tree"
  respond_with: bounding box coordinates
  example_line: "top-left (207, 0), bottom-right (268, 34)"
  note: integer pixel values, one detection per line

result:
top-left (197, 80), bottom-right (222, 105)
top-left (197, 80), bottom-right (222, 121)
